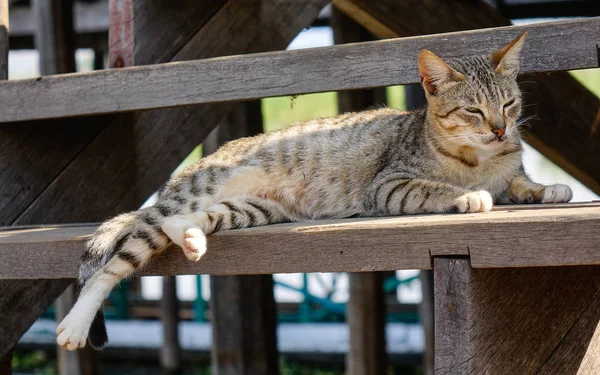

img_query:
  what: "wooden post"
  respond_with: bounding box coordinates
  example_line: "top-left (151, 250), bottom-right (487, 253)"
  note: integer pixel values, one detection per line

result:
top-left (434, 257), bottom-right (600, 374)
top-left (160, 276), bottom-right (182, 373)
top-left (54, 286), bottom-right (82, 375)
top-left (403, 83), bottom-right (434, 375)
top-left (331, 7), bottom-right (388, 375)
top-left (0, 0), bottom-right (7, 80)
top-left (0, 0), bottom-right (328, 360)
top-left (32, 3), bottom-right (95, 373)
top-left (205, 102), bottom-right (279, 375)
top-left (0, 3), bottom-right (10, 372)
top-left (32, 0), bottom-right (75, 75)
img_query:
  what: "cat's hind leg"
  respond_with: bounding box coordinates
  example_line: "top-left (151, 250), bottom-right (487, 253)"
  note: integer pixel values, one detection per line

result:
top-left (162, 216), bottom-right (206, 262)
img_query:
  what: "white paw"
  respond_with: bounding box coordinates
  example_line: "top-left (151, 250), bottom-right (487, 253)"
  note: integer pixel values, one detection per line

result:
top-left (183, 228), bottom-right (207, 262)
top-left (542, 184), bottom-right (572, 203)
top-left (56, 312), bottom-right (89, 351)
top-left (455, 191), bottom-right (493, 213)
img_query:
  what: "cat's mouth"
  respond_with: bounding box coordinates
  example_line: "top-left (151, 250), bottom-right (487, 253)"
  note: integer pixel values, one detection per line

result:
top-left (482, 135), bottom-right (505, 145)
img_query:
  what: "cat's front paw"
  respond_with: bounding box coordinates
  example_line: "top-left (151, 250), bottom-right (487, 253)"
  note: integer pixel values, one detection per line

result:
top-left (541, 184), bottom-right (572, 203)
top-left (56, 311), bottom-right (89, 351)
top-left (455, 191), bottom-right (493, 213)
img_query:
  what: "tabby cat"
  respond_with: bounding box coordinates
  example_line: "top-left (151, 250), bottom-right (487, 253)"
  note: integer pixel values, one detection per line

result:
top-left (57, 31), bottom-right (572, 350)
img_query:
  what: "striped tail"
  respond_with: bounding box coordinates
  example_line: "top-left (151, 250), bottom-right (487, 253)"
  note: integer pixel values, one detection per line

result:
top-left (59, 207), bottom-right (169, 350)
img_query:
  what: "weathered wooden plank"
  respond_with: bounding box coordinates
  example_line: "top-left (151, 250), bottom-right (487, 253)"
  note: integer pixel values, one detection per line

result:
top-left (0, 0), bottom-right (237, 361)
top-left (338, 0), bottom-right (600, 196)
top-left (206, 101), bottom-right (279, 375)
top-left (14, 0), bottom-right (329, 226)
top-left (32, 0), bottom-right (76, 75)
top-left (108, 0), bottom-right (226, 68)
top-left (0, 17), bottom-right (599, 123)
top-left (32, 4), bottom-right (90, 371)
top-left (0, 279), bottom-right (72, 358)
top-left (434, 257), bottom-right (600, 374)
top-left (331, 8), bottom-right (388, 375)
top-left (1, 203), bottom-right (600, 279)
top-left (0, 0), bottom-right (328, 359)
top-left (433, 257), bottom-right (471, 374)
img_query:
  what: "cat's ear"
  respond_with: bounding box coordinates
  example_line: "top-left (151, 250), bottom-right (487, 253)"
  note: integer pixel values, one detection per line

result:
top-left (491, 31), bottom-right (527, 78)
top-left (418, 50), bottom-right (466, 95)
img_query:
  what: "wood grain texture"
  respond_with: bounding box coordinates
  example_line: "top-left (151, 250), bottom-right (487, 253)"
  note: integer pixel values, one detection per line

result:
top-left (346, 272), bottom-right (387, 375)
top-left (332, 8), bottom-right (388, 375)
top-left (32, 0), bottom-right (76, 75)
top-left (337, 0), bottom-right (600, 196)
top-left (13, 0), bottom-right (329, 226)
top-left (0, 279), bottom-right (72, 358)
top-left (433, 257), bottom-right (471, 375)
top-left (210, 275), bottom-right (279, 375)
top-left (0, 2), bottom-right (11, 363)
top-left (0, 17), bottom-right (599, 123)
top-left (108, 0), bottom-right (226, 67)
top-left (0, 0), bottom-right (236, 360)
top-left (2, 203), bottom-right (600, 279)
top-left (0, 0), bottom-right (7, 80)
top-left (206, 101), bottom-right (279, 375)
top-left (160, 276), bottom-right (182, 372)
top-left (434, 257), bottom-right (600, 374)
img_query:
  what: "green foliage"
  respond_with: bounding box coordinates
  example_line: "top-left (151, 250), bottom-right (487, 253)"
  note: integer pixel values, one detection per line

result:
top-left (12, 350), bottom-right (56, 375)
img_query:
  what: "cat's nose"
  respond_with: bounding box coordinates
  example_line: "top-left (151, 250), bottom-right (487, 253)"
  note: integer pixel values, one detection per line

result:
top-left (491, 127), bottom-right (505, 138)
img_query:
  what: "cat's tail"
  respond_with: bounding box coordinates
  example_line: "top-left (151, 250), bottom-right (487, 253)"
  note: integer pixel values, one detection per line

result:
top-left (58, 207), bottom-right (169, 351)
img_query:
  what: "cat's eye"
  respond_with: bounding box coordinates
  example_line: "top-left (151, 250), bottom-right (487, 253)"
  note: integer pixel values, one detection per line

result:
top-left (465, 107), bottom-right (482, 114)
top-left (503, 99), bottom-right (516, 108)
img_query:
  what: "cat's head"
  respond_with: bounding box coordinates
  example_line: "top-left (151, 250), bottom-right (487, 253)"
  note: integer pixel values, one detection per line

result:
top-left (418, 32), bottom-right (527, 150)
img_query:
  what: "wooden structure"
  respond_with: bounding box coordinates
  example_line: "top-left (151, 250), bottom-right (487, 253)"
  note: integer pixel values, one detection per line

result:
top-left (1, 0), bottom-right (600, 374)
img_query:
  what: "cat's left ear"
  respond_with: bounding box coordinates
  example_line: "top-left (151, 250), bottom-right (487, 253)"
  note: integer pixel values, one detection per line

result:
top-left (491, 31), bottom-right (528, 78)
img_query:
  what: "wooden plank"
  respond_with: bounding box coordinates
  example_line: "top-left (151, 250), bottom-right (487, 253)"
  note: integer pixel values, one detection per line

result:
top-left (331, 8), bottom-right (388, 375)
top-left (32, 4), bottom-right (95, 372)
top-left (337, 0), bottom-right (600, 196)
top-left (0, 279), bottom-right (72, 358)
top-left (0, 0), bottom-right (328, 360)
top-left (433, 257), bottom-right (600, 374)
top-left (0, 0), bottom-right (234, 361)
top-left (0, 16), bottom-right (598, 123)
top-left (13, 0), bottom-right (329, 225)
top-left (433, 257), bottom-right (471, 374)
top-left (32, 0), bottom-right (76, 75)
top-left (1, 203), bottom-right (600, 279)
top-left (206, 101), bottom-right (279, 375)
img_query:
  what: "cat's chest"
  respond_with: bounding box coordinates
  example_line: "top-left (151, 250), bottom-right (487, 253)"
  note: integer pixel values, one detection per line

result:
top-left (437, 155), bottom-right (521, 196)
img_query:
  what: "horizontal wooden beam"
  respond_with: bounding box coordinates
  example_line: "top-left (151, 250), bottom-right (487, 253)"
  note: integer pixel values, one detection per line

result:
top-left (0, 17), bottom-right (598, 123)
top-left (1, 203), bottom-right (599, 279)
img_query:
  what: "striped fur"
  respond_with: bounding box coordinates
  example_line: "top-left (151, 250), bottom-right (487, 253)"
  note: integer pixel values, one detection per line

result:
top-left (57, 32), bottom-right (572, 351)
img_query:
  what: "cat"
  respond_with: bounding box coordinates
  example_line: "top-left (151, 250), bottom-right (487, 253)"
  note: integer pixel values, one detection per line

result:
top-left (56, 31), bottom-right (572, 350)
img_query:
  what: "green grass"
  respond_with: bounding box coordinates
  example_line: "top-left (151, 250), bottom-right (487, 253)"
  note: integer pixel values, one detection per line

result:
top-left (570, 69), bottom-right (600, 97)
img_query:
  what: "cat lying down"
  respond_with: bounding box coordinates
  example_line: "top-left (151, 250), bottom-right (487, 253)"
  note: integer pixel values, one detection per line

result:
top-left (56, 31), bottom-right (572, 350)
